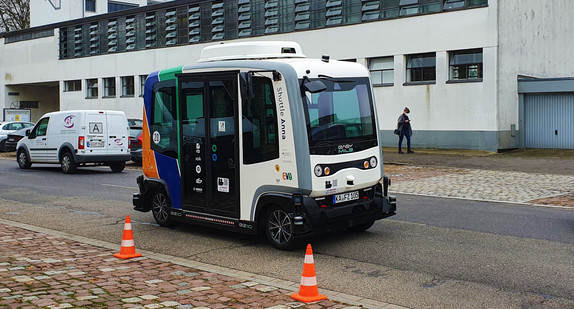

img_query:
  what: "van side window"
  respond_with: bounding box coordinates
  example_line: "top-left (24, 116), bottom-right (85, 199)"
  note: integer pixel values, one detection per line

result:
top-left (151, 80), bottom-right (177, 158)
top-left (243, 77), bottom-right (279, 164)
top-left (31, 118), bottom-right (50, 138)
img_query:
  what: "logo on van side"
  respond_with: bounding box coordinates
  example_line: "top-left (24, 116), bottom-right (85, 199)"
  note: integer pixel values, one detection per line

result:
top-left (63, 115), bottom-right (75, 128)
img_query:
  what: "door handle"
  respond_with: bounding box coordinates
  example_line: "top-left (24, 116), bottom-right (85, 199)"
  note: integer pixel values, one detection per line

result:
top-left (42, 138), bottom-right (47, 141)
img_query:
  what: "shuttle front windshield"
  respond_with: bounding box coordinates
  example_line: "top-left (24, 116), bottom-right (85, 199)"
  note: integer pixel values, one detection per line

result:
top-left (301, 77), bottom-right (378, 155)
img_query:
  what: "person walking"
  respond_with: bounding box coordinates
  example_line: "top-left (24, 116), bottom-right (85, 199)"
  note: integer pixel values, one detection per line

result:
top-left (397, 107), bottom-right (413, 154)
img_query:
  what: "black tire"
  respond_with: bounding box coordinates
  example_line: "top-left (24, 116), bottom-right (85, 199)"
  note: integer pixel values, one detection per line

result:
top-left (17, 149), bottom-right (32, 169)
top-left (152, 189), bottom-right (176, 227)
top-left (60, 151), bottom-right (77, 174)
top-left (264, 206), bottom-right (298, 250)
top-left (110, 161), bottom-right (126, 173)
top-left (0, 140), bottom-right (7, 152)
top-left (348, 220), bottom-right (375, 232)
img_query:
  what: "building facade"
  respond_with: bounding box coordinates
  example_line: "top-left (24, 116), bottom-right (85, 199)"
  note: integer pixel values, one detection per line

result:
top-left (2, 0), bottom-right (574, 151)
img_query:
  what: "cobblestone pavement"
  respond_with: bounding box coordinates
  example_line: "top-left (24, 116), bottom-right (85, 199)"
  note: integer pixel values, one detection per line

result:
top-left (385, 164), bottom-right (574, 207)
top-left (0, 223), bottom-right (400, 309)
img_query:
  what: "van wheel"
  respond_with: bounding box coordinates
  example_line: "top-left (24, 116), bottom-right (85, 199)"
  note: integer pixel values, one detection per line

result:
top-left (17, 149), bottom-right (32, 169)
top-left (152, 189), bottom-right (176, 227)
top-left (265, 206), bottom-right (297, 250)
top-left (110, 161), bottom-right (126, 173)
top-left (60, 151), bottom-right (77, 174)
top-left (348, 220), bottom-right (375, 232)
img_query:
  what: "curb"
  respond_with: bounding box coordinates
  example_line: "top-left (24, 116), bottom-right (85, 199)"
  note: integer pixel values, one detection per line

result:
top-left (389, 191), bottom-right (574, 210)
top-left (0, 218), bottom-right (407, 309)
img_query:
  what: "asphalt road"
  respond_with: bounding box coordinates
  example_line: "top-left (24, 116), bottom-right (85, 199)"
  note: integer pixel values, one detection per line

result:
top-left (1, 158), bottom-right (573, 308)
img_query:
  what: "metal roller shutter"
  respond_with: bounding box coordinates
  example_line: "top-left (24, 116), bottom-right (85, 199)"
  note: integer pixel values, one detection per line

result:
top-left (524, 93), bottom-right (574, 149)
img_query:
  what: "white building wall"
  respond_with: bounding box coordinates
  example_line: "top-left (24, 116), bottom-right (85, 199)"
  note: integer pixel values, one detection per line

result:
top-left (31, 0), bottom-right (147, 27)
top-left (497, 0), bottom-right (574, 147)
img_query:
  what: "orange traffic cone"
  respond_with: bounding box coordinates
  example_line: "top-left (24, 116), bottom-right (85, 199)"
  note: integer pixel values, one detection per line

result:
top-left (113, 215), bottom-right (142, 259)
top-left (291, 244), bottom-right (327, 303)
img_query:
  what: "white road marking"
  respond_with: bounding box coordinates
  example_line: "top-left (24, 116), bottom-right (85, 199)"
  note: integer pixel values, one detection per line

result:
top-left (102, 184), bottom-right (138, 190)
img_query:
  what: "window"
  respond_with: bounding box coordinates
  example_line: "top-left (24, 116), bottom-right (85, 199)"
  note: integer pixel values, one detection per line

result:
top-left (85, 0), bottom-right (96, 12)
top-left (369, 57), bottom-right (394, 86)
top-left (449, 48), bottom-right (483, 81)
top-left (243, 77), bottom-right (279, 164)
top-left (103, 77), bottom-right (116, 97)
top-left (140, 75), bottom-right (147, 96)
top-left (31, 118), bottom-right (50, 138)
top-left (443, 0), bottom-right (465, 10)
top-left (151, 81), bottom-right (177, 157)
top-left (406, 53), bottom-right (436, 83)
top-left (64, 80), bottom-right (81, 92)
top-left (121, 76), bottom-right (135, 96)
top-left (108, 1), bottom-right (138, 12)
top-left (399, 0), bottom-right (419, 16)
top-left (86, 79), bottom-right (98, 98)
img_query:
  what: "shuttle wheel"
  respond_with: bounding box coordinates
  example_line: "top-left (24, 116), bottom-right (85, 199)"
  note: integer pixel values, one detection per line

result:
top-left (152, 189), bottom-right (176, 227)
top-left (265, 206), bottom-right (297, 250)
top-left (17, 149), bottom-right (32, 169)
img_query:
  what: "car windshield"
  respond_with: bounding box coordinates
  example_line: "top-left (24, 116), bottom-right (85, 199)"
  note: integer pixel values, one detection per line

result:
top-left (302, 77), bottom-right (377, 150)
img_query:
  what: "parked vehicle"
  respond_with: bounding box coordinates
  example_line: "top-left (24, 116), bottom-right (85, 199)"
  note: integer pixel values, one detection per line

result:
top-left (128, 118), bottom-right (143, 127)
top-left (0, 121), bottom-right (35, 152)
top-left (3, 127), bottom-right (29, 152)
top-left (133, 41), bottom-right (396, 250)
top-left (16, 110), bottom-right (131, 174)
top-left (129, 126), bottom-right (143, 164)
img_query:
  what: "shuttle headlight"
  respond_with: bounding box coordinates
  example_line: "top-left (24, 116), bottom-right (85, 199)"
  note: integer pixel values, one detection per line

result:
top-left (314, 165), bottom-right (323, 177)
top-left (370, 157), bottom-right (378, 168)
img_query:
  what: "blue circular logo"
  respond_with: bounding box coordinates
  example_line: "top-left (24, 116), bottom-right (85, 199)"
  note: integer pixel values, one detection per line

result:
top-left (212, 154), bottom-right (218, 162)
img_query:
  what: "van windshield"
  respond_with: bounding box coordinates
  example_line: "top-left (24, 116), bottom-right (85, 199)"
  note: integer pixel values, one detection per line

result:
top-left (301, 77), bottom-right (378, 154)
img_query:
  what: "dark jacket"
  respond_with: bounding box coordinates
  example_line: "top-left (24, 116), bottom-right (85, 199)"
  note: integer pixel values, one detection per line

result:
top-left (397, 113), bottom-right (412, 137)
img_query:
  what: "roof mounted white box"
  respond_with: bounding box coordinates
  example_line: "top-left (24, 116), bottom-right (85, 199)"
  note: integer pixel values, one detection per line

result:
top-left (198, 41), bottom-right (306, 62)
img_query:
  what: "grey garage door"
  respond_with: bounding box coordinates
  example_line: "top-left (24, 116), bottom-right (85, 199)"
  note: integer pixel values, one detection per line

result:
top-left (524, 93), bottom-right (574, 149)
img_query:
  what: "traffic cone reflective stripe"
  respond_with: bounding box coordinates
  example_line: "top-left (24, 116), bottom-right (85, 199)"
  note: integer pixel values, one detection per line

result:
top-left (113, 215), bottom-right (142, 259)
top-left (291, 244), bottom-right (327, 303)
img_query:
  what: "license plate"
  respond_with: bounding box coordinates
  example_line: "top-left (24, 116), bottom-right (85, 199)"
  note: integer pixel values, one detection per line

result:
top-left (8, 138), bottom-right (15, 142)
top-left (88, 141), bottom-right (104, 148)
top-left (333, 191), bottom-right (359, 204)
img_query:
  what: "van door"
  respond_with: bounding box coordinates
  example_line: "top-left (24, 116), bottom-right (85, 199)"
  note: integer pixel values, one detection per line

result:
top-left (107, 112), bottom-right (128, 155)
top-left (85, 112), bottom-right (107, 156)
top-left (27, 117), bottom-right (50, 162)
top-left (180, 72), bottom-right (239, 218)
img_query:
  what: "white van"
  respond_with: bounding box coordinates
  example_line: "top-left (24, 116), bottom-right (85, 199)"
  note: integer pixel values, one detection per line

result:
top-left (16, 110), bottom-right (131, 173)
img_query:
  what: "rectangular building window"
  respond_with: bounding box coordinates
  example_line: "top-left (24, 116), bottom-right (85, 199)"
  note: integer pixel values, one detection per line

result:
top-left (399, 0), bottom-right (419, 16)
top-left (85, 0), bottom-right (96, 12)
top-left (86, 79), bottom-right (98, 98)
top-left (103, 77), bottom-right (116, 97)
top-left (121, 76), bottom-right (135, 97)
top-left (443, 0), bottom-right (465, 10)
top-left (406, 53), bottom-right (436, 83)
top-left (64, 80), bottom-right (81, 92)
top-left (449, 48), bottom-right (483, 81)
top-left (369, 57), bottom-right (394, 86)
top-left (108, 1), bottom-right (138, 12)
top-left (140, 75), bottom-right (147, 96)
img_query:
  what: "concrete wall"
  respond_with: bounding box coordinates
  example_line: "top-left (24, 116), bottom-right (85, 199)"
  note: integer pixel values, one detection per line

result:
top-left (497, 0), bottom-right (574, 149)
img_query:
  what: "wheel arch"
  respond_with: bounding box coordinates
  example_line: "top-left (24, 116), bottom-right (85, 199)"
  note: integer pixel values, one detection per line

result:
top-left (254, 193), bottom-right (294, 232)
top-left (58, 143), bottom-right (76, 161)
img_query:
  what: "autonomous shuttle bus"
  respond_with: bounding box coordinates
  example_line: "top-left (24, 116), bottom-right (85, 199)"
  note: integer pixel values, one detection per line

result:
top-left (133, 41), bottom-right (396, 249)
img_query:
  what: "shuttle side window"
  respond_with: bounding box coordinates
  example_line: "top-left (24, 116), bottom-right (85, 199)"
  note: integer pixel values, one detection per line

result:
top-left (242, 77), bottom-right (279, 164)
top-left (151, 80), bottom-right (178, 158)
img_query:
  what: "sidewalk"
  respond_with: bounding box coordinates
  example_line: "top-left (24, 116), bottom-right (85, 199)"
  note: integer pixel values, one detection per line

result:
top-left (383, 148), bottom-right (574, 208)
top-left (0, 220), bottom-right (403, 309)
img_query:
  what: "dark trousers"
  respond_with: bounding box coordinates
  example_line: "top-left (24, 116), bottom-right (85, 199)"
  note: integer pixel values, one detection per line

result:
top-left (398, 132), bottom-right (411, 152)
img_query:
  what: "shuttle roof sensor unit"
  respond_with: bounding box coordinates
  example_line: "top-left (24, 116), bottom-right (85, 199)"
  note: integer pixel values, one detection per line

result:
top-left (198, 41), bottom-right (306, 62)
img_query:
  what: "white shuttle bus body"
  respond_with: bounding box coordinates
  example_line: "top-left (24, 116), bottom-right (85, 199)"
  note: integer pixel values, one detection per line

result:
top-left (133, 41), bottom-right (396, 249)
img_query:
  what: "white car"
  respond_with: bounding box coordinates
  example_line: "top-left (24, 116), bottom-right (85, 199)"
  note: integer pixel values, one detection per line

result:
top-left (16, 110), bottom-right (130, 173)
top-left (0, 121), bottom-right (35, 152)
